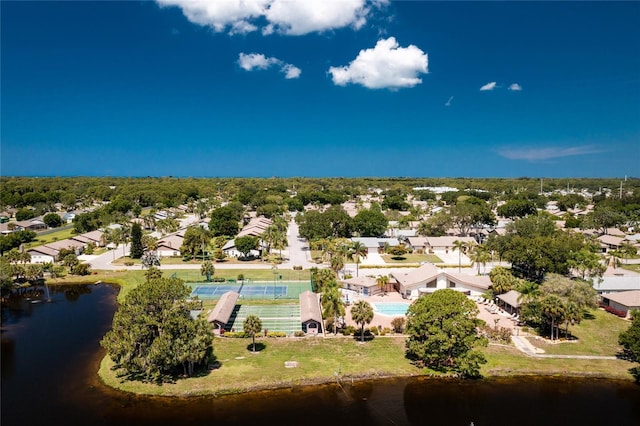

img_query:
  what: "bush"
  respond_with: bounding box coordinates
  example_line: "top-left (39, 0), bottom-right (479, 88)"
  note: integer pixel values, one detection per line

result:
top-left (71, 263), bottom-right (92, 276)
top-left (369, 326), bottom-right (379, 335)
top-left (381, 327), bottom-right (392, 336)
top-left (343, 325), bottom-right (356, 336)
top-left (223, 331), bottom-right (248, 338)
top-left (479, 325), bottom-right (512, 344)
top-left (213, 277), bottom-right (225, 282)
top-left (294, 330), bottom-right (306, 337)
top-left (293, 265), bottom-right (303, 271)
top-left (391, 317), bottom-right (405, 333)
top-left (266, 331), bottom-right (287, 338)
top-left (124, 261), bottom-right (134, 266)
top-left (602, 304), bottom-right (627, 318)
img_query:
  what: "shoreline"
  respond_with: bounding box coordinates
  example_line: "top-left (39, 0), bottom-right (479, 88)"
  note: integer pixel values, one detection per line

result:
top-left (97, 344), bottom-right (638, 398)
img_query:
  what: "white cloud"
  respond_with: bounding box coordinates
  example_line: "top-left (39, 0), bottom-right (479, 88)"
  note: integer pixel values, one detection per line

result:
top-left (508, 83), bottom-right (522, 91)
top-left (281, 64), bottom-right (302, 79)
top-left (497, 145), bottom-right (603, 161)
top-left (445, 96), bottom-right (454, 107)
top-left (237, 53), bottom-right (301, 79)
top-left (480, 81), bottom-right (497, 91)
top-left (328, 37), bottom-right (428, 90)
top-left (156, 0), bottom-right (386, 36)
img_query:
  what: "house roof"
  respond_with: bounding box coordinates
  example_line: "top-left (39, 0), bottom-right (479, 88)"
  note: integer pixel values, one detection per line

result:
top-left (426, 236), bottom-right (475, 248)
top-left (596, 276), bottom-right (640, 292)
top-left (601, 290), bottom-right (640, 308)
top-left (407, 237), bottom-right (428, 247)
top-left (27, 245), bottom-right (59, 257)
top-left (44, 238), bottom-right (85, 250)
top-left (157, 234), bottom-right (184, 249)
top-left (392, 263), bottom-right (440, 287)
top-left (299, 291), bottom-right (323, 323)
top-left (342, 275), bottom-right (379, 289)
top-left (497, 290), bottom-right (523, 308)
top-left (598, 234), bottom-right (625, 246)
top-left (81, 230), bottom-right (104, 243)
top-left (71, 235), bottom-right (93, 244)
top-left (207, 291), bottom-right (240, 324)
top-left (443, 272), bottom-right (492, 290)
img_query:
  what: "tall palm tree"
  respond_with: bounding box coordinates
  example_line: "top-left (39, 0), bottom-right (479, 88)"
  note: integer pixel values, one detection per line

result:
top-left (452, 240), bottom-right (466, 273)
top-left (351, 300), bottom-right (374, 343)
top-left (243, 315), bottom-right (263, 353)
top-left (321, 282), bottom-right (345, 335)
top-left (468, 245), bottom-right (491, 275)
top-left (350, 240), bottom-right (368, 277)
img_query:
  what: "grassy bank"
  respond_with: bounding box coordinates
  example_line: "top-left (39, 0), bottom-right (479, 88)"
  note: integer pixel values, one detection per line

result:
top-left (98, 334), bottom-right (638, 397)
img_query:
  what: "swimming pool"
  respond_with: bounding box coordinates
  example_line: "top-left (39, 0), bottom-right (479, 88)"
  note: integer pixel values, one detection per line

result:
top-left (372, 302), bottom-right (410, 316)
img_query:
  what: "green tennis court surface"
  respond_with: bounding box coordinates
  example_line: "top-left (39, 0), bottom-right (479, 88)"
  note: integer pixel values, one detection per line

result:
top-left (189, 281), bottom-right (311, 300)
top-left (228, 305), bottom-right (302, 335)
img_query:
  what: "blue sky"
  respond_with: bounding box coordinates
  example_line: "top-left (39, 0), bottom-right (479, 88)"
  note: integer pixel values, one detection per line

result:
top-left (1, 1), bottom-right (639, 178)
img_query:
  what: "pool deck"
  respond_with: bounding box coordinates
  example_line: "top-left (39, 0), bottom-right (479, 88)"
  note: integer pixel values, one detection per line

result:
top-left (345, 291), bottom-right (408, 330)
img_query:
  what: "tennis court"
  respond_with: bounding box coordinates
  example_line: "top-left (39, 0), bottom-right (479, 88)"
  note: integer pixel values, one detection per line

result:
top-left (228, 304), bottom-right (302, 335)
top-left (189, 281), bottom-right (311, 300)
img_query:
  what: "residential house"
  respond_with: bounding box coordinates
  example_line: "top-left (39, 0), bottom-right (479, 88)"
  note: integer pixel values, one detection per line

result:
top-left (597, 234), bottom-right (625, 253)
top-left (391, 263), bottom-right (491, 299)
top-left (425, 236), bottom-right (475, 253)
top-left (156, 234), bottom-right (184, 257)
top-left (600, 290), bottom-right (640, 318)
top-left (350, 237), bottom-right (401, 254)
top-left (341, 275), bottom-right (383, 297)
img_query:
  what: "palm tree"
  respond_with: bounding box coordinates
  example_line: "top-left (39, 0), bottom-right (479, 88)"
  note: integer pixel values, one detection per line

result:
top-left (243, 314), bottom-right (263, 353)
top-left (351, 300), bottom-right (374, 343)
top-left (350, 240), bottom-right (368, 277)
top-left (452, 240), bottom-right (466, 273)
top-left (200, 260), bottom-right (215, 282)
top-left (468, 245), bottom-right (491, 275)
top-left (620, 241), bottom-right (638, 264)
top-left (376, 275), bottom-right (389, 296)
top-left (541, 294), bottom-right (566, 341)
top-left (321, 282), bottom-right (345, 335)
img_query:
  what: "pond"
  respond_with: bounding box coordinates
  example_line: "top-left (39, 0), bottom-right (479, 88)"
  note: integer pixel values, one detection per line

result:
top-left (1, 283), bottom-right (640, 426)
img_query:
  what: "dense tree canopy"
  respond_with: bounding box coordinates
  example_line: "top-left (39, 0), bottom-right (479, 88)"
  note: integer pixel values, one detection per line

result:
top-left (353, 205), bottom-right (388, 237)
top-left (405, 289), bottom-right (487, 378)
top-left (619, 313), bottom-right (640, 383)
top-left (100, 277), bottom-right (214, 382)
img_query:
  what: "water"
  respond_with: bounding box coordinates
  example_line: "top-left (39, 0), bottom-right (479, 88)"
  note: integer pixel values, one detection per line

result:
top-left (2, 283), bottom-right (640, 426)
top-left (372, 302), bottom-right (410, 316)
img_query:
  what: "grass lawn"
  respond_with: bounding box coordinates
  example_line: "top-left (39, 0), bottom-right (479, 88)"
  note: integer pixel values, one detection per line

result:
top-left (24, 227), bottom-right (77, 249)
top-left (482, 344), bottom-right (635, 380)
top-left (532, 308), bottom-right (631, 356)
top-left (619, 264), bottom-right (640, 273)
top-left (380, 253), bottom-right (443, 264)
top-left (99, 336), bottom-right (425, 396)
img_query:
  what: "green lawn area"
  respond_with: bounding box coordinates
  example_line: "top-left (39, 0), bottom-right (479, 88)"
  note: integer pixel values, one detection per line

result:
top-left (99, 336), bottom-right (425, 396)
top-left (482, 344), bottom-right (635, 380)
top-left (619, 264), bottom-right (640, 273)
top-left (24, 227), bottom-right (77, 249)
top-left (532, 308), bottom-right (631, 356)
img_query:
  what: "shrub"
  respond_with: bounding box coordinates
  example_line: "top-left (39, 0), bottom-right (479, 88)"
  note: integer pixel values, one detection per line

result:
top-left (294, 330), bottom-right (306, 337)
top-left (381, 327), bottom-right (392, 336)
top-left (293, 265), bottom-right (303, 271)
top-left (71, 263), bottom-right (92, 276)
top-left (391, 317), bottom-right (405, 333)
top-left (369, 326), bottom-right (379, 335)
top-left (124, 261), bottom-right (134, 266)
top-left (213, 277), bottom-right (225, 282)
top-left (223, 331), bottom-right (248, 338)
top-left (343, 325), bottom-right (356, 336)
top-left (602, 304), bottom-right (627, 318)
top-left (479, 325), bottom-right (512, 344)
top-left (267, 331), bottom-right (287, 338)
